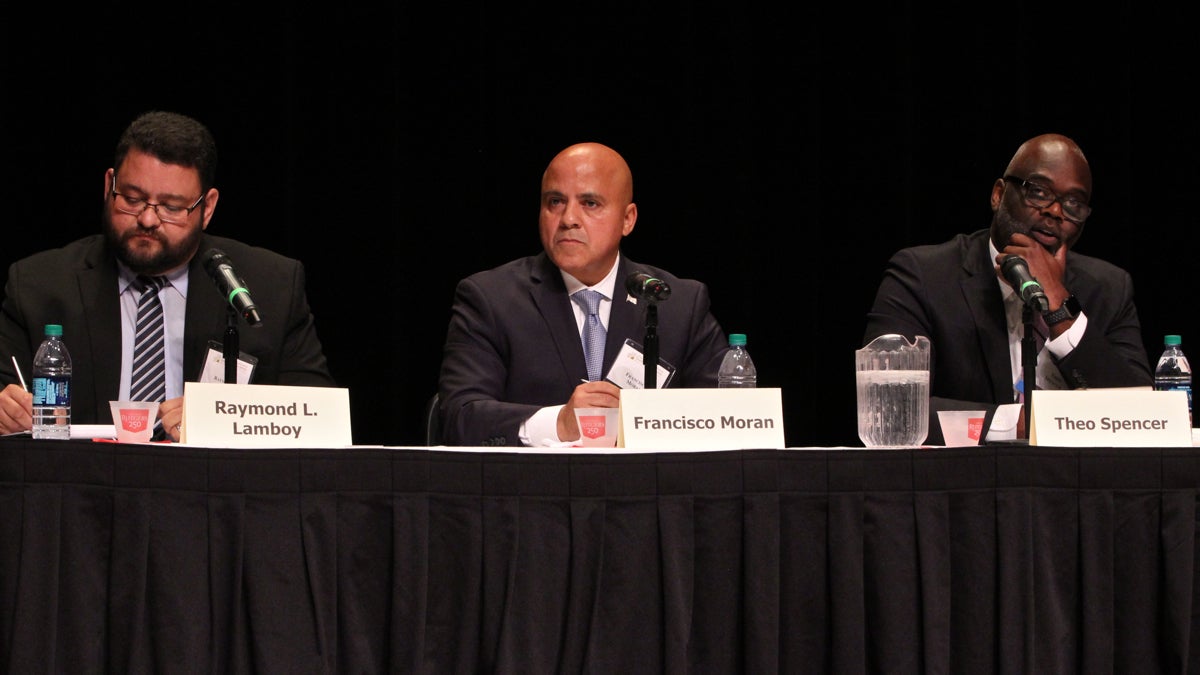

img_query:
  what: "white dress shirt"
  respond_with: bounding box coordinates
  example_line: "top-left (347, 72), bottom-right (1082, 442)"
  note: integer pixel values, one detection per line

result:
top-left (519, 256), bottom-right (622, 445)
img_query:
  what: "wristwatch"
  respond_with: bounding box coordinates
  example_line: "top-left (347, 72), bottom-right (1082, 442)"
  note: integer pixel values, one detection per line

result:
top-left (1042, 294), bottom-right (1081, 326)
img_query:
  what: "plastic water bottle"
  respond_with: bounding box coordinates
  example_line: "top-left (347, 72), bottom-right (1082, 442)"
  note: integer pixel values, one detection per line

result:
top-left (1154, 334), bottom-right (1192, 426)
top-left (32, 324), bottom-right (72, 439)
top-left (717, 333), bottom-right (757, 388)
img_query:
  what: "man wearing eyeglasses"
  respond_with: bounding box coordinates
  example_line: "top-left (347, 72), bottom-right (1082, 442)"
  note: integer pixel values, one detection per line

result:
top-left (0, 110), bottom-right (334, 438)
top-left (863, 133), bottom-right (1152, 443)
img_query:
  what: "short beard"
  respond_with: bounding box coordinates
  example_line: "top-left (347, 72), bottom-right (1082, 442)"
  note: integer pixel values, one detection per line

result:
top-left (103, 208), bottom-right (203, 275)
top-left (989, 205), bottom-right (1059, 254)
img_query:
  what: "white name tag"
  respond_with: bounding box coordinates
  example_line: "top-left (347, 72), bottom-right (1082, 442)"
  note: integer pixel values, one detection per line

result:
top-left (618, 388), bottom-right (785, 450)
top-left (1030, 388), bottom-right (1191, 447)
top-left (182, 382), bottom-right (352, 448)
top-left (605, 339), bottom-right (676, 389)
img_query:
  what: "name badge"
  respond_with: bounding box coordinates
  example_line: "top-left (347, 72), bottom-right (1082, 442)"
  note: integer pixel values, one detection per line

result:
top-left (605, 339), bottom-right (677, 389)
top-left (1030, 388), bottom-right (1191, 447)
top-left (618, 388), bottom-right (785, 450)
top-left (182, 382), bottom-right (352, 448)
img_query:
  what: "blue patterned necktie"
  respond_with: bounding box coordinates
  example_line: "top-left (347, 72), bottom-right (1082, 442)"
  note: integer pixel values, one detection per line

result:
top-left (129, 275), bottom-right (167, 404)
top-left (572, 289), bottom-right (607, 382)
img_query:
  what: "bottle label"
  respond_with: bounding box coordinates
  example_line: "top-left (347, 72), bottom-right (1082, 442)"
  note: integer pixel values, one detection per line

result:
top-left (32, 376), bottom-right (70, 406)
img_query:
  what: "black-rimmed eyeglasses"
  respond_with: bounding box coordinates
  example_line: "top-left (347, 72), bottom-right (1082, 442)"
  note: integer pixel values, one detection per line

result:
top-left (110, 174), bottom-right (204, 225)
top-left (1003, 175), bottom-right (1091, 224)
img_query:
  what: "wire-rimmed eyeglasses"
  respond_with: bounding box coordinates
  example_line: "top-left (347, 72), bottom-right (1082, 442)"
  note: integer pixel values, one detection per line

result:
top-left (110, 174), bottom-right (204, 225)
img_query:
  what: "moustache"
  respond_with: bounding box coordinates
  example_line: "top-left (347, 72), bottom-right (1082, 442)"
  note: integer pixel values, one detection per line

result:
top-left (122, 229), bottom-right (166, 245)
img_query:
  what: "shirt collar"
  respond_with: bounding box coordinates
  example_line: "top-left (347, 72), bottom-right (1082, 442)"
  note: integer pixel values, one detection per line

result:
top-left (987, 237), bottom-right (1016, 303)
top-left (116, 259), bottom-right (190, 296)
top-left (560, 253), bottom-right (620, 300)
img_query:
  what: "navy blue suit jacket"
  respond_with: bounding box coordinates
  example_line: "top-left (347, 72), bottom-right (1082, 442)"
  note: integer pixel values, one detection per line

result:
top-left (438, 253), bottom-right (728, 446)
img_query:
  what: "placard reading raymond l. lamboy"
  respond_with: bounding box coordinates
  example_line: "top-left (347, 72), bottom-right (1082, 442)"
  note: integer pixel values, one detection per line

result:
top-left (618, 388), bottom-right (785, 450)
top-left (182, 382), bottom-right (352, 448)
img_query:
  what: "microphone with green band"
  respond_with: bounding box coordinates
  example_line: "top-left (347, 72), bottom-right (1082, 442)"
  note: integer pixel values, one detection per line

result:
top-left (202, 248), bottom-right (263, 326)
top-left (1000, 255), bottom-right (1049, 313)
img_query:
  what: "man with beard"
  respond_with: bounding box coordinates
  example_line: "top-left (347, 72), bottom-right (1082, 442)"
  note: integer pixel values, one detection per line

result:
top-left (862, 133), bottom-right (1151, 443)
top-left (0, 111), bottom-right (333, 439)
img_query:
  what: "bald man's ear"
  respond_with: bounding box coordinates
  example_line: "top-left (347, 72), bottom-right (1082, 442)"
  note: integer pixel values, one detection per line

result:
top-left (990, 179), bottom-right (1005, 211)
top-left (622, 203), bottom-right (637, 236)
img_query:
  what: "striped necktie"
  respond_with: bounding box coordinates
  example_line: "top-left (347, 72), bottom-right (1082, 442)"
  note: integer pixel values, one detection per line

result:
top-left (129, 275), bottom-right (167, 403)
top-left (572, 289), bottom-right (606, 382)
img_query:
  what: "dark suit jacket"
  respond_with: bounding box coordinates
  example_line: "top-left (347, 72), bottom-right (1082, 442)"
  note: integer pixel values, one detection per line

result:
top-left (0, 234), bottom-right (334, 425)
top-left (438, 253), bottom-right (729, 446)
top-left (863, 228), bottom-right (1151, 444)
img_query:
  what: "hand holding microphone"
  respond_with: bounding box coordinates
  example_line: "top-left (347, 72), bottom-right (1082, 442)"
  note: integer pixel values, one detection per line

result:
top-left (1000, 255), bottom-right (1050, 313)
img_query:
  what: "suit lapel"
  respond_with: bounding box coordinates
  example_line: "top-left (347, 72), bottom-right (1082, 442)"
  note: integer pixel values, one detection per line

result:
top-left (960, 233), bottom-right (1014, 403)
top-left (78, 242), bottom-right (122, 405)
top-left (530, 254), bottom-right (590, 382)
top-left (183, 237), bottom-right (234, 382)
top-left (606, 257), bottom-right (642, 369)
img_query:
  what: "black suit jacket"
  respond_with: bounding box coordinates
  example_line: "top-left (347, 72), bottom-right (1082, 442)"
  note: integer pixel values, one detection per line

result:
top-left (0, 234), bottom-right (334, 425)
top-left (438, 253), bottom-right (729, 446)
top-left (863, 229), bottom-right (1151, 444)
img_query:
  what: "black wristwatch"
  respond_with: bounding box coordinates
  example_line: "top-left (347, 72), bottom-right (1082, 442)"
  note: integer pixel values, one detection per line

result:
top-left (1043, 294), bottom-right (1082, 326)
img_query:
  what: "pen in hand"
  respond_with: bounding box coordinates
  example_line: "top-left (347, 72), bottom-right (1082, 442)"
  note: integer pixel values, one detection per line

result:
top-left (11, 356), bottom-right (28, 392)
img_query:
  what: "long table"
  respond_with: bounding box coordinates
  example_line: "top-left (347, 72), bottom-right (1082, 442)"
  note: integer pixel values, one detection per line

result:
top-left (2, 439), bottom-right (1198, 673)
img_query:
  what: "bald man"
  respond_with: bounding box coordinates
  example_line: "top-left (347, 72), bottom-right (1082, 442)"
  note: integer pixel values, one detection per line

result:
top-left (438, 143), bottom-right (730, 446)
top-left (863, 133), bottom-right (1151, 444)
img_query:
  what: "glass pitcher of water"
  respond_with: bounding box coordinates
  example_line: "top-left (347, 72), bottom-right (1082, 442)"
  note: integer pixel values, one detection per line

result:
top-left (856, 334), bottom-right (931, 447)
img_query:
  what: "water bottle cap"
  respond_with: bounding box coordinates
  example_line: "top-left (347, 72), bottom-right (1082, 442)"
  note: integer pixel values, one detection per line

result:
top-left (1165, 334), bottom-right (1182, 346)
top-left (728, 333), bottom-right (747, 347)
top-left (44, 324), bottom-right (63, 337)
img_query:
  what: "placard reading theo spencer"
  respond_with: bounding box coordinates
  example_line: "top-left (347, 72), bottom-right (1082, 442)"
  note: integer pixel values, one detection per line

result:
top-left (1030, 388), bottom-right (1191, 447)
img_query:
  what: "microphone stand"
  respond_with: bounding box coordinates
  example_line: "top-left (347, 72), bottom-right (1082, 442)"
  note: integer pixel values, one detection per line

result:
top-left (1021, 305), bottom-right (1038, 438)
top-left (643, 302), bottom-right (659, 390)
top-left (224, 304), bottom-right (239, 385)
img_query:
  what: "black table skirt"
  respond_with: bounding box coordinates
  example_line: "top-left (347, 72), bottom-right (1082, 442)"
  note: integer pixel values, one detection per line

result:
top-left (1, 440), bottom-right (1198, 674)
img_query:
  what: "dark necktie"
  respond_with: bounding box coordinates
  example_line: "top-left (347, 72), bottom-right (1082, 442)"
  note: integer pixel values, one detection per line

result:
top-left (130, 275), bottom-right (167, 403)
top-left (572, 289), bottom-right (606, 382)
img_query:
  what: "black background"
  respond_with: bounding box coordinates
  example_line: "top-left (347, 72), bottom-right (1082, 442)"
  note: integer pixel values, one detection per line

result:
top-left (2, 4), bottom-right (1194, 447)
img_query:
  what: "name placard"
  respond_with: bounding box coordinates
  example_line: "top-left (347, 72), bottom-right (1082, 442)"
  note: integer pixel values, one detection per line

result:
top-left (618, 388), bottom-right (785, 450)
top-left (182, 382), bottom-right (352, 448)
top-left (1030, 388), bottom-right (1191, 447)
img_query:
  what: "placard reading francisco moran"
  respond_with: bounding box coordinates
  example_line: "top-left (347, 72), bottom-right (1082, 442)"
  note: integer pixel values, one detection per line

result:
top-left (630, 414), bottom-right (776, 430)
top-left (619, 388), bottom-right (785, 450)
top-left (183, 382), bottom-right (352, 448)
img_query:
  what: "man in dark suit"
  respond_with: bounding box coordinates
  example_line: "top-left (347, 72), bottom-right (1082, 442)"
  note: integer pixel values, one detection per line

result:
top-left (0, 111), bottom-right (333, 439)
top-left (438, 142), bottom-right (729, 446)
top-left (863, 133), bottom-right (1151, 444)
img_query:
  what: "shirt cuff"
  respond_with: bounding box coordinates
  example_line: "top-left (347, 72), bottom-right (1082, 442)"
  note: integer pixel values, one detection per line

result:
top-left (1046, 311), bottom-right (1088, 359)
top-left (519, 405), bottom-right (566, 446)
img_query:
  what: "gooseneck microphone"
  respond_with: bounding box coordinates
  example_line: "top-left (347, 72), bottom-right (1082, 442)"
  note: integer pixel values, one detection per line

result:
top-left (201, 248), bottom-right (263, 326)
top-left (625, 272), bottom-right (672, 302)
top-left (1000, 255), bottom-right (1050, 313)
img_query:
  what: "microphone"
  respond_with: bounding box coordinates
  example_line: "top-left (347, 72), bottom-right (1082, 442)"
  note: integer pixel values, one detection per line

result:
top-left (625, 272), bottom-right (671, 302)
top-left (1000, 255), bottom-right (1050, 313)
top-left (201, 248), bottom-right (263, 326)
